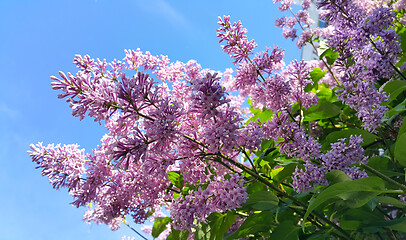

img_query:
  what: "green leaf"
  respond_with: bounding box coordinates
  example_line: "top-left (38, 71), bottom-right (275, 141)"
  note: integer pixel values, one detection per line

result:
top-left (248, 108), bottom-right (274, 123)
top-left (398, 117), bottom-right (406, 140)
top-left (388, 218), bottom-right (406, 233)
top-left (366, 156), bottom-right (404, 177)
top-left (395, 133), bottom-right (406, 166)
top-left (317, 40), bottom-right (339, 65)
top-left (194, 212), bottom-right (237, 240)
top-left (167, 228), bottom-right (189, 240)
top-left (340, 220), bottom-right (361, 230)
top-left (317, 39), bottom-right (329, 57)
top-left (243, 190), bottom-right (279, 211)
top-left (208, 212), bottom-right (237, 240)
top-left (304, 177), bottom-right (385, 223)
top-left (382, 80), bottom-right (406, 104)
top-left (195, 221), bottom-right (212, 240)
top-left (303, 100), bottom-right (341, 121)
top-left (325, 170), bottom-right (351, 185)
top-left (320, 49), bottom-right (339, 65)
top-left (305, 233), bottom-right (330, 240)
top-left (376, 196), bottom-right (406, 208)
top-left (398, 26), bottom-right (406, 52)
top-left (361, 217), bottom-right (406, 233)
top-left (323, 129), bottom-right (378, 150)
top-left (247, 180), bottom-right (268, 194)
top-left (167, 172), bottom-right (184, 189)
top-left (224, 211), bottom-right (274, 239)
top-left (310, 68), bottom-right (327, 84)
top-left (152, 217), bottom-right (171, 238)
top-left (273, 163), bottom-right (298, 183)
top-left (306, 68), bottom-right (327, 92)
top-left (316, 85), bottom-right (334, 101)
top-left (368, 156), bottom-right (389, 170)
top-left (396, 28), bottom-right (406, 66)
top-left (269, 221), bottom-right (299, 240)
top-left (386, 98), bottom-right (406, 118)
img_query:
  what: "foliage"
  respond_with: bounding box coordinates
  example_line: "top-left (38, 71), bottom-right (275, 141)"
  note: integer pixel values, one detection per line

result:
top-left (28, 0), bottom-right (406, 239)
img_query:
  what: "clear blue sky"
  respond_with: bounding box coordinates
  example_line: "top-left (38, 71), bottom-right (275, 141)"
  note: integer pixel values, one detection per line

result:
top-left (0, 1), bottom-right (300, 239)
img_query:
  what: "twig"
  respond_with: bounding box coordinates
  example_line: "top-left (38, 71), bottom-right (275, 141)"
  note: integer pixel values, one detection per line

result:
top-left (122, 219), bottom-right (148, 240)
top-left (359, 163), bottom-right (406, 193)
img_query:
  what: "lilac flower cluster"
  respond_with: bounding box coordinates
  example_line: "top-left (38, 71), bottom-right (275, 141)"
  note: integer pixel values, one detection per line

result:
top-left (292, 135), bottom-right (368, 193)
top-left (29, 143), bottom-right (86, 190)
top-left (189, 72), bottom-right (230, 118)
top-left (264, 112), bottom-right (321, 162)
top-left (170, 174), bottom-right (247, 231)
top-left (32, 49), bottom-right (260, 232)
top-left (273, 0), bottom-right (316, 47)
top-left (217, 15), bottom-right (257, 64)
top-left (30, 1), bottom-right (405, 235)
top-left (317, 0), bottom-right (401, 132)
top-left (217, 16), bottom-right (318, 113)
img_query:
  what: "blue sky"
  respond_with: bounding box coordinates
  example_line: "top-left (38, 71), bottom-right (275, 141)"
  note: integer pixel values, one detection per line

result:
top-left (0, 0), bottom-right (300, 239)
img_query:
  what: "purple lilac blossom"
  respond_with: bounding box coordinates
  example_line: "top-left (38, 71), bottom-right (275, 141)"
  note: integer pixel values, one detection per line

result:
top-left (29, 143), bottom-right (86, 190)
top-left (217, 15), bottom-right (257, 64)
top-left (292, 135), bottom-right (369, 193)
top-left (317, 0), bottom-right (400, 132)
top-left (170, 174), bottom-right (247, 231)
top-left (39, 50), bottom-right (255, 232)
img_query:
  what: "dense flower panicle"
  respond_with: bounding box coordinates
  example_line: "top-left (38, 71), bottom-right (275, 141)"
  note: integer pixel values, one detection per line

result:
top-left (185, 60), bottom-right (203, 81)
top-left (124, 48), bottom-right (159, 71)
top-left (292, 135), bottom-right (369, 193)
top-left (253, 47), bottom-right (285, 74)
top-left (273, 0), bottom-right (315, 45)
top-left (282, 27), bottom-right (297, 40)
top-left (251, 74), bottom-right (291, 112)
top-left (86, 77), bottom-right (120, 122)
top-left (394, 0), bottom-right (406, 11)
top-left (105, 112), bottom-right (138, 138)
top-left (301, 0), bottom-right (311, 9)
top-left (316, 0), bottom-right (401, 132)
top-left (144, 98), bottom-right (183, 151)
top-left (233, 46), bottom-right (285, 98)
top-left (275, 16), bottom-right (287, 28)
top-left (264, 112), bottom-right (322, 161)
top-left (283, 60), bottom-right (318, 109)
top-left (363, 7), bottom-right (394, 34)
top-left (285, 17), bottom-right (297, 28)
top-left (189, 72), bottom-right (230, 119)
top-left (237, 121), bottom-right (265, 151)
top-left (234, 62), bottom-right (258, 96)
top-left (273, 0), bottom-right (294, 11)
top-left (217, 15), bottom-right (257, 64)
top-left (50, 71), bottom-right (120, 122)
top-left (70, 141), bottom-right (113, 207)
top-left (220, 68), bottom-right (235, 91)
top-left (73, 54), bottom-right (95, 73)
top-left (292, 162), bottom-right (327, 193)
top-left (156, 60), bottom-right (186, 82)
top-left (296, 30), bottom-right (312, 48)
top-left (170, 174), bottom-right (247, 231)
top-left (296, 10), bottom-right (312, 24)
top-left (77, 139), bottom-right (169, 230)
top-left (29, 143), bottom-right (86, 190)
top-left (200, 107), bottom-right (241, 154)
top-left (108, 129), bottom-right (148, 169)
top-left (337, 65), bottom-right (389, 132)
top-left (118, 71), bottom-right (159, 112)
top-left (321, 135), bottom-right (368, 173)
